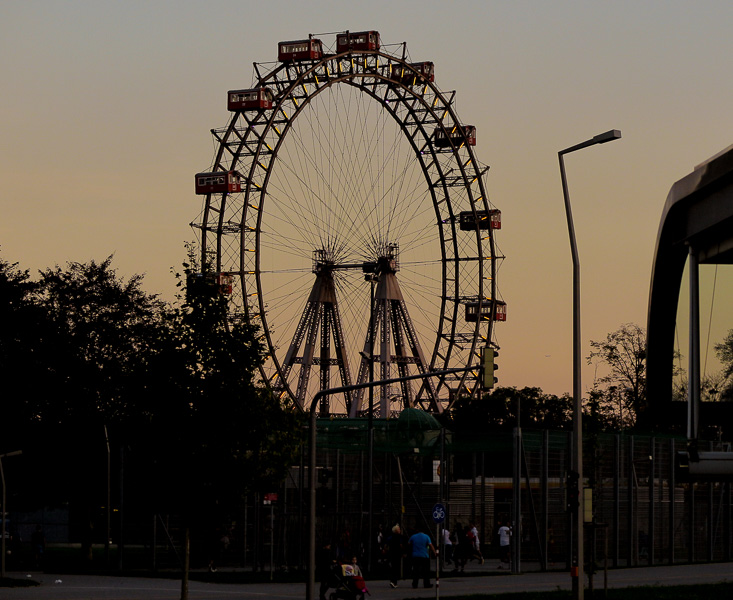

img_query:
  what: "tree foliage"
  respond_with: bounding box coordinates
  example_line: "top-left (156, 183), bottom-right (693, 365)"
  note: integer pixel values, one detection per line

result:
top-left (452, 386), bottom-right (573, 431)
top-left (588, 323), bottom-right (647, 427)
top-left (140, 261), bottom-right (303, 522)
top-left (0, 256), bottom-right (48, 431)
top-left (35, 255), bottom-right (167, 424)
top-left (0, 249), bottom-right (302, 569)
top-left (715, 330), bottom-right (733, 401)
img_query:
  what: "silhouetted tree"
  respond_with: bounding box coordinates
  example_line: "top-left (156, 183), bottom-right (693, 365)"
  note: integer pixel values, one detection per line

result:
top-left (714, 330), bottom-right (733, 401)
top-left (137, 255), bottom-right (302, 589)
top-left (452, 386), bottom-right (572, 431)
top-left (587, 323), bottom-right (647, 427)
top-left (0, 254), bottom-right (52, 446)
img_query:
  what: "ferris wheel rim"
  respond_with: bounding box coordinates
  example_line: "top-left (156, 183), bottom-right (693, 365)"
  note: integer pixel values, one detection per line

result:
top-left (198, 42), bottom-right (498, 414)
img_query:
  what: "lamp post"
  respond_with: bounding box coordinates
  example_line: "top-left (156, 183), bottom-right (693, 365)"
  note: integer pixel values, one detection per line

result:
top-left (558, 129), bottom-right (621, 600)
top-left (306, 365), bottom-right (477, 600)
top-left (367, 272), bottom-right (376, 572)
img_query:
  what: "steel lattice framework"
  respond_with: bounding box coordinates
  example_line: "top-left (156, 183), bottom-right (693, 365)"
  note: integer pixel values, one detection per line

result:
top-left (192, 34), bottom-right (504, 416)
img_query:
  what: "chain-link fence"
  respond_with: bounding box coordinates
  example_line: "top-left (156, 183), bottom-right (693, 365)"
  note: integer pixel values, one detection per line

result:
top-left (227, 423), bottom-right (733, 575)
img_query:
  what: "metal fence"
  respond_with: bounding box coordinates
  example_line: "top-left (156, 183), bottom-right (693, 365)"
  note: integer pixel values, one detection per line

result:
top-left (230, 427), bottom-right (733, 575)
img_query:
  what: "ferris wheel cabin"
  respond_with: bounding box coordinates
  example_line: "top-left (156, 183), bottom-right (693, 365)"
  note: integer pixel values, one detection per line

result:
top-left (390, 62), bottom-right (435, 84)
top-left (434, 125), bottom-right (476, 148)
top-left (336, 30), bottom-right (381, 53)
top-left (194, 171), bottom-right (242, 195)
top-left (465, 300), bottom-right (507, 323)
top-left (278, 38), bottom-right (323, 62)
top-left (228, 88), bottom-right (274, 111)
top-left (459, 209), bottom-right (501, 230)
top-left (186, 273), bottom-right (234, 297)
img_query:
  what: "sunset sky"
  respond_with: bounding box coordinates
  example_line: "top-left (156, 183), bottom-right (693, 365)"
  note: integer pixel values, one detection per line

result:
top-left (3, 0), bottom-right (732, 398)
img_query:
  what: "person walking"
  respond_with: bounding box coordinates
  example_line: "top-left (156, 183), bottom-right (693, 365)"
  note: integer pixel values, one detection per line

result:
top-left (453, 522), bottom-right (468, 572)
top-left (498, 521), bottom-right (512, 569)
top-left (408, 527), bottom-right (437, 589)
top-left (385, 524), bottom-right (406, 588)
top-left (441, 525), bottom-right (454, 566)
top-left (316, 540), bottom-right (338, 600)
top-left (31, 526), bottom-right (46, 569)
top-left (470, 523), bottom-right (484, 564)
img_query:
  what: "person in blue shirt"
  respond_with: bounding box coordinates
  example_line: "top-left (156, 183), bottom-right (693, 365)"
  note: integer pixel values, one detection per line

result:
top-left (408, 528), bottom-right (437, 589)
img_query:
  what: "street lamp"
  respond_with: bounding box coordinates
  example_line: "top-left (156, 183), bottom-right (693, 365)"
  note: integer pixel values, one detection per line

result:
top-left (306, 365), bottom-right (478, 600)
top-left (558, 129), bottom-right (621, 600)
top-left (366, 272), bottom-right (376, 573)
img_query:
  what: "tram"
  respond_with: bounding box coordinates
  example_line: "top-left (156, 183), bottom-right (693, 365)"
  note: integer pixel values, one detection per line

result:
top-left (389, 61), bottom-right (435, 84)
top-left (336, 30), bottom-right (381, 52)
top-left (434, 125), bottom-right (476, 148)
top-left (194, 170), bottom-right (242, 195)
top-left (465, 299), bottom-right (507, 323)
top-left (278, 38), bottom-right (324, 62)
top-left (228, 87), bottom-right (274, 112)
top-left (459, 209), bottom-right (501, 230)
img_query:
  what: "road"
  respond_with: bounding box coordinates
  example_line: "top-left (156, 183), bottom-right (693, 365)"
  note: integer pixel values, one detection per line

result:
top-left (3, 562), bottom-right (733, 599)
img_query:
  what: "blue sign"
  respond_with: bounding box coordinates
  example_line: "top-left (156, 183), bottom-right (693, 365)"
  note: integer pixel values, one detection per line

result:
top-left (432, 503), bottom-right (446, 524)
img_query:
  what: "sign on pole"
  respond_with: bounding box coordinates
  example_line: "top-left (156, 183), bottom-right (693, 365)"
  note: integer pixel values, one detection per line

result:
top-left (432, 503), bottom-right (445, 599)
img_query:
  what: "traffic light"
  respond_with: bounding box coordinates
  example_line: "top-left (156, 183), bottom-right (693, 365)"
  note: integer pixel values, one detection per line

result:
top-left (481, 347), bottom-right (499, 390)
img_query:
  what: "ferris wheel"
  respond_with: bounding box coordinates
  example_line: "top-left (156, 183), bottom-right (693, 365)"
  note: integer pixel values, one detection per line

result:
top-left (192, 31), bottom-right (505, 417)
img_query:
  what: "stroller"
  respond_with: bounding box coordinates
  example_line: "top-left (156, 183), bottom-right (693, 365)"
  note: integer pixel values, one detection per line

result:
top-left (329, 562), bottom-right (370, 600)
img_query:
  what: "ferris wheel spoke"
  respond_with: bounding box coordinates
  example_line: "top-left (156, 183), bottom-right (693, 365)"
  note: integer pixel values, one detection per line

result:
top-left (196, 34), bottom-right (500, 414)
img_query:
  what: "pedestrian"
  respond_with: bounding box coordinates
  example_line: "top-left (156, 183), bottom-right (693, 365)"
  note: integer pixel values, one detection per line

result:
top-left (31, 525), bottom-right (45, 569)
top-left (384, 524), bottom-right (406, 588)
top-left (498, 521), bottom-right (512, 568)
top-left (463, 525), bottom-right (483, 564)
top-left (441, 525), bottom-right (454, 566)
top-left (337, 527), bottom-right (352, 561)
top-left (548, 527), bottom-right (557, 566)
top-left (453, 522), bottom-right (468, 572)
top-left (316, 540), bottom-right (338, 600)
top-left (375, 524), bottom-right (385, 567)
top-left (470, 523), bottom-right (484, 564)
top-left (343, 555), bottom-right (368, 596)
top-left (408, 527), bottom-right (437, 589)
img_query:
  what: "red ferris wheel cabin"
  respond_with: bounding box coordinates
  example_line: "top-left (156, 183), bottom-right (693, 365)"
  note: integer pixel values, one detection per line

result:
top-left (228, 88), bottom-right (274, 112)
top-left (390, 62), bottom-right (435, 84)
top-left (434, 125), bottom-right (476, 148)
top-left (195, 171), bottom-right (242, 195)
top-left (278, 38), bottom-right (323, 62)
top-left (336, 30), bottom-right (380, 53)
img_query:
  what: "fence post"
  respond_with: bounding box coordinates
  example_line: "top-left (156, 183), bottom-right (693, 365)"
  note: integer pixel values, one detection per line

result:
top-left (613, 434), bottom-right (619, 568)
top-left (480, 450), bottom-right (486, 554)
top-left (512, 427), bottom-right (521, 574)
top-left (725, 481), bottom-right (731, 561)
top-left (708, 441), bottom-right (714, 562)
top-left (541, 430), bottom-right (549, 571)
top-left (688, 482), bottom-right (695, 563)
top-left (649, 437), bottom-right (655, 565)
top-left (627, 436), bottom-right (634, 566)
top-left (669, 438), bottom-right (675, 565)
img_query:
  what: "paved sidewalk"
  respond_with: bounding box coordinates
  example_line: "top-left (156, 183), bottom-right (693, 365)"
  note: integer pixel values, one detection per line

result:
top-left (2, 562), bottom-right (733, 599)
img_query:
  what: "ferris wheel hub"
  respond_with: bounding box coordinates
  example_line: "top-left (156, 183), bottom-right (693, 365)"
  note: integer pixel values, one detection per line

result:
top-left (192, 31), bottom-right (504, 415)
